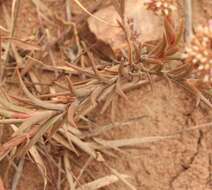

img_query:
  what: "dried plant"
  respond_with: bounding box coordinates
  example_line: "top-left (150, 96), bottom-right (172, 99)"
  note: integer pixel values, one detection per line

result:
top-left (0, 0), bottom-right (211, 189)
top-left (184, 23), bottom-right (212, 86)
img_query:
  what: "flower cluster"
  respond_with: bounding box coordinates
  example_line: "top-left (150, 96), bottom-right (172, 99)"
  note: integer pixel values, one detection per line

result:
top-left (144, 0), bottom-right (177, 16)
top-left (184, 24), bottom-right (212, 85)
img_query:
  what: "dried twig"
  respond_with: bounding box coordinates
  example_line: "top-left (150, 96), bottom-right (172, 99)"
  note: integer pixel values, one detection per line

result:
top-left (184, 0), bottom-right (193, 43)
top-left (76, 174), bottom-right (129, 190)
top-left (1, 0), bottom-right (21, 80)
top-left (11, 157), bottom-right (25, 190)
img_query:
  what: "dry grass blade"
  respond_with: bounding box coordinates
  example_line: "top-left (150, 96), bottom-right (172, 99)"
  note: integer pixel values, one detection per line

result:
top-left (1, 2), bottom-right (26, 71)
top-left (68, 133), bottom-right (98, 160)
top-left (29, 146), bottom-right (47, 190)
top-left (175, 80), bottom-right (212, 109)
top-left (4, 0), bottom-right (21, 63)
top-left (174, 122), bottom-right (212, 134)
top-left (76, 174), bottom-right (129, 190)
top-left (0, 119), bottom-right (25, 124)
top-left (164, 18), bottom-right (176, 45)
top-left (53, 133), bottom-right (78, 154)
top-left (86, 50), bottom-right (107, 82)
top-left (32, 0), bottom-right (53, 16)
top-left (18, 113), bottom-right (64, 156)
top-left (90, 86), bottom-right (104, 106)
top-left (1, 37), bottom-right (41, 51)
top-left (64, 122), bottom-right (82, 137)
top-left (32, 0), bottom-right (55, 25)
top-left (100, 93), bottom-right (114, 114)
top-left (0, 127), bottom-right (38, 160)
top-left (15, 111), bottom-right (57, 135)
top-left (73, 0), bottom-right (118, 27)
top-left (67, 99), bottom-right (79, 128)
top-left (12, 117), bottom-right (47, 188)
top-left (0, 30), bottom-right (2, 81)
top-left (115, 77), bottom-right (128, 101)
top-left (11, 157), bottom-right (25, 190)
top-left (184, 0), bottom-right (193, 43)
top-left (57, 64), bottom-right (96, 78)
top-left (77, 156), bottom-right (93, 181)
top-left (17, 69), bottom-right (66, 111)
top-left (94, 135), bottom-right (176, 149)
top-left (105, 165), bottom-right (136, 190)
top-left (98, 84), bottom-right (115, 102)
top-left (111, 94), bottom-right (118, 122)
top-left (57, 157), bottom-right (62, 190)
top-left (28, 71), bottom-right (42, 93)
top-left (56, 123), bottom-right (79, 156)
top-left (0, 95), bottom-right (31, 113)
top-left (121, 78), bottom-right (152, 92)
top-left (82, 117), bottom-right (146, 138)
top-left (64, 151), bottom-right (76, 190)
top-left (0, 25), bottom-right (8, 32)
top-left (198, 92), bottom-right (212, 109)
top-left (59, 126), bottom-right (79, 155)
top-left (66, 0), bottom-right (72, 21)
top-left (0, 107), bottom-right (19, 118)
top-left (175, 18), bottom-right (184, 44)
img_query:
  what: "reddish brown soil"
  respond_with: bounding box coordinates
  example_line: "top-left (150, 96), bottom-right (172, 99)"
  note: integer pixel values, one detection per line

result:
top-left (0, 0), bottom-right (212, 190)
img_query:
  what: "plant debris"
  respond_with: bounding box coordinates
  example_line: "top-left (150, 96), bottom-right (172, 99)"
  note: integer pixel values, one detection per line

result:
top-left (0, 0), bottom-right (211, 189)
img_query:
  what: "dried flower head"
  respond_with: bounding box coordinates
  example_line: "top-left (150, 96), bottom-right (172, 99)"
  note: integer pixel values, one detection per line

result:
top-left (144, 0), bottom-right (177, 16)
top-left (184, 23), bottom-right (212, 85)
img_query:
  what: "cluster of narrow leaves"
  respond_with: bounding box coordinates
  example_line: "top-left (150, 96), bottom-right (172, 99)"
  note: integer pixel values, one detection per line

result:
top-left (0, 0), bottom-right (211, 190)
top-left (184, 22), bottom-right (212, 86)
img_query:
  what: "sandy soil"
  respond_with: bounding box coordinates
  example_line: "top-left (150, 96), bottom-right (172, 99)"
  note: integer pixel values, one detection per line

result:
top-left (89, 80), bottom-right (212, 190)
top-left (0, 0), bottom-right (211, 190)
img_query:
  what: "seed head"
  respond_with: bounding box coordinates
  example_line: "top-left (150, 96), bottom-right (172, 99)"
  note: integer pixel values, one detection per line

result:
top-left (144, 0), bottom-right (177, 16)
top-left (184, 23), bottom-right (212, 85)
